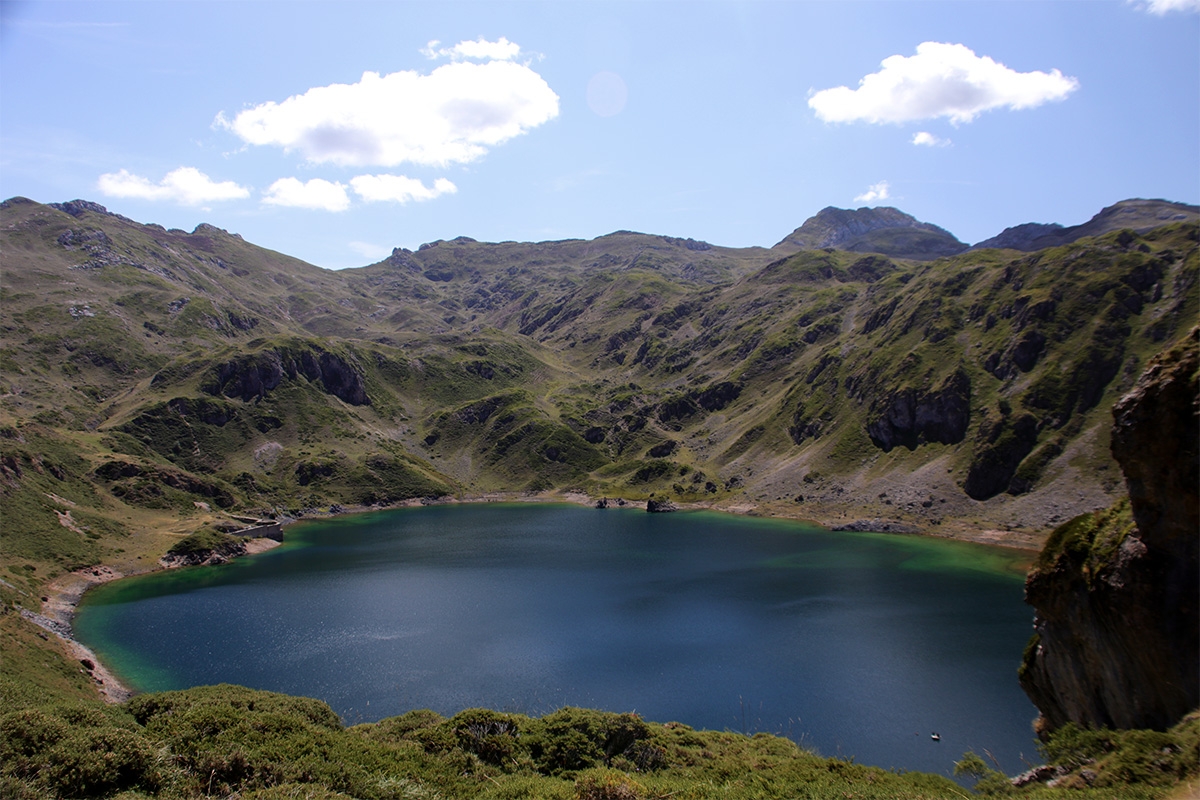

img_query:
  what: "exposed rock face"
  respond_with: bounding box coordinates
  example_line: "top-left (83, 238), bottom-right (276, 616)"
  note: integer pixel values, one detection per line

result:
top-left (50, 199), bottom-right (111, 218)
top-left (204, 344), bottom-right (370, 405)
top-left (963, 412), bottom-right (1040, 500)
top-left (646, 497), bottom-right (678, 513)
top-left (866, 369), bottom-right (971, 452)
top-left (1111, 326), bottom-right (1200, 555)
top-left (774, 206), bottom-right (968, 260)
top-left (1019, 328), bottom-right (1199, 733)
top-left (777, 206), bottom-right (948, 249)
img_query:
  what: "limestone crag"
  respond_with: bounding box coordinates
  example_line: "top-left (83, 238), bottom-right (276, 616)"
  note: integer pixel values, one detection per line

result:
top-left (1019, 328), bottom-right (1199, 733)
top-left (865, 369), bottom-right (971, 452)
top-left (202, 343), bottom-right (370, 405)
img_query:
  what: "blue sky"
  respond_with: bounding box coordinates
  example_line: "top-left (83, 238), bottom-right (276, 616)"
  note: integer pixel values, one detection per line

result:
top-left (2, 1), bottom-right (1197, 268)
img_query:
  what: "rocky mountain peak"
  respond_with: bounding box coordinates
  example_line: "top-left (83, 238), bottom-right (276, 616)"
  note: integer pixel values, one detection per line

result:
top-left (773, 206), bottom-right (968, 261)
top-left (49, 199), bottom-right (111, 218)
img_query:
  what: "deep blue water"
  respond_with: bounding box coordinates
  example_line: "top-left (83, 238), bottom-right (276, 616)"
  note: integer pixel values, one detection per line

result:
top-left (75, 503), bottom-right (1040, 777)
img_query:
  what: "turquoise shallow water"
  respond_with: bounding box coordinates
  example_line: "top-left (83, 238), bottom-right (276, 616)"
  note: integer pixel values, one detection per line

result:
top-left (75, 503), bottom-right (1039, 777)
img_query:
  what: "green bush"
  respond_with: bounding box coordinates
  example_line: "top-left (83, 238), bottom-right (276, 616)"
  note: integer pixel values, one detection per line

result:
top-left (44, 726), bottom-right (159, 798)
top-left (526, 708), bottom-right (657, 776)
top-left (449, 708), bottom-right (524, 766)
top-left (1040, 722), bottom-right (1118, 769)
top-left (0, 706), bottom-right (159, 798)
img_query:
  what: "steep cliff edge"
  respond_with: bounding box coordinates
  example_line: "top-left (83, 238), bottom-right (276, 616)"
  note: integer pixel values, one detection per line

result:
top-left (1019, 327), bottom-right (1199, 733)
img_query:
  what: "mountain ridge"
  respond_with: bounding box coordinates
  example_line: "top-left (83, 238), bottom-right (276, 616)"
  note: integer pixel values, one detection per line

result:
top-left (2, 193), bottom-right (1195, 577)
top-left (15, 194), bottom-right (1198, 270)
top-left (973, 198), bottom-right (1199, 252)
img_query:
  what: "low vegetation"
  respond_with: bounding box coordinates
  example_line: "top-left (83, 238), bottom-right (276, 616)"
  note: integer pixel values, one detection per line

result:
top-left (0, 682), bottom-right (1194, 799)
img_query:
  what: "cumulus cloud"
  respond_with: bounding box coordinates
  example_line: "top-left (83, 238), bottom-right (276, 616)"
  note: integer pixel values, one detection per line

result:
top-left (809, 42), bottom-right (1079, 125)
top-left (97, 167), bottom-right (249, 205)
top-left (422, 36), bottom-right (521, 61)
top-left (854, 181), bottom-right (891, 203)
top-left (350, 174), bottom-right (457, 204)
top-left (1133, 0), bottom-right (1200, 13)
top-left (217, 40), bottom-right (559, 168)
top-left (912, 131), bottom-right (951, 147)
top-left (262, 177), bottom-right (350, 211)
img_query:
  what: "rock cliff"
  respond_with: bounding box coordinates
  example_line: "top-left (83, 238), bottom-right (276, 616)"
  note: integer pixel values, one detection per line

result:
top-left (1019, 328), bottom-right (1199, 733)
top-left (202, 343), bottom-right (371, 405)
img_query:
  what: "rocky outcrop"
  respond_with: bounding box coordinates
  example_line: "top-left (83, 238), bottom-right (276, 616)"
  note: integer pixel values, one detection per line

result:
top-left (93, 459), bottom-right (236, 508)
top-left (203, 343), bottom-right (370, 405)
top-left (1111, 327), bottom-right (1200, 556)
top-left (963, 412), bottom-right (1040, 500)
top-left (160, 536), bottom-right (248, 568)
top-left (646, 497), bottom-right (678, 513)
top-left (1019, 328), bottom-right (1199, 733)
top-left (865, 369), bottom-right (971, 452)
top-left (774, 206), bottom-right (968, 260)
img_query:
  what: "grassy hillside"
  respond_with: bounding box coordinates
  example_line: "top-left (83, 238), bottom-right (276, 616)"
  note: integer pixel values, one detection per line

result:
top-left (2, 196), bottom-right (1197, 590)
top-left (2, 196), bottom-right (1198, 798)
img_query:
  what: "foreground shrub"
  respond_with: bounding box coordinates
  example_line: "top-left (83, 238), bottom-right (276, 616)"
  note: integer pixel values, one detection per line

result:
top-left (526, 707), bottom-right (660, 775)
top-left (0, 706), bottom-right (160, 798)
top-left (449, 708), bottom-right (523, 766)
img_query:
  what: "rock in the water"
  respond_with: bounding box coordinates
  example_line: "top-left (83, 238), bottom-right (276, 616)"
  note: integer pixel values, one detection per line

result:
top-left (646, 498), bottom-right (678, 513)
top-left (1019, 327), bottom-right (1199, 733)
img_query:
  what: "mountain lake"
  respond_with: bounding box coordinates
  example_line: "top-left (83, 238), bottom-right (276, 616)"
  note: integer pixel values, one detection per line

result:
top-left (74, 502), bottom-right (1041, 777)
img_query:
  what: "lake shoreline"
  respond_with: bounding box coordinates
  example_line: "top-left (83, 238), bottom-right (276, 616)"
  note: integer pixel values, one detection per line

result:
top-left (32, 537), bottom-right (283, 704)
top-left (40, 490), bottom-right (1038, 706)
top-left (379, 488), bottom-right (1045, 552)
top-left (61, 502), bottom-right (1041, 778)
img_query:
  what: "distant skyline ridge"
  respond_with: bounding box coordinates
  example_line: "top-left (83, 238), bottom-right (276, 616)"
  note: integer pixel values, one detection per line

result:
top-left (25, 195), bottom-right (1200, 269)
top-left (1, 2), bottom-right (1195, 268)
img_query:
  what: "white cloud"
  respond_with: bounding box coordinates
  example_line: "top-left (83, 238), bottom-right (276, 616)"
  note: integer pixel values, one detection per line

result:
top-left (1133, 0), bottom-right (1200, 13)
top-left (349, 241), bottom-right (392, 261)
top-left (217, 41), bottom-right (559, 168)
top-left (350, 174), bottom-right (457, 204)
top-left (912, 131), bottom-right (951, 147)
top-left (855, 181), bottom-right (891, 203)
top-left (262, 177), bottom-right (350, 211)
top-left (97, 167), bottom-right (249, 205)
top-left (809, 42), bottom-right (1079, 125)
top-left (423, 36), bottom-right (521, 61)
